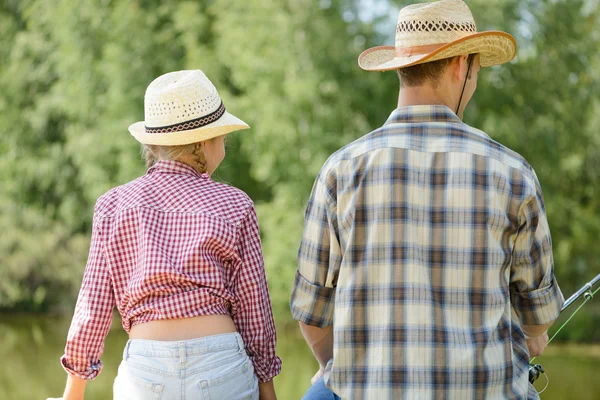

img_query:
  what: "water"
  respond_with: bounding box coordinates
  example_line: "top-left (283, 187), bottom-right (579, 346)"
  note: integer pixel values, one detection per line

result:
top-left (0, 315), bottom-right (597, 400)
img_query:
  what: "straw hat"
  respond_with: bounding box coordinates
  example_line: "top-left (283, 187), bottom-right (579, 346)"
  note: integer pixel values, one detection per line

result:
top-left (358, 0), bottom-right (517, 71)
top-left (128, 70), bottom-right (249, 146)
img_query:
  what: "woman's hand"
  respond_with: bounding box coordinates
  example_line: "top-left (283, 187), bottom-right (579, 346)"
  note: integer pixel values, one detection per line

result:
top-left (258, 380), bottom-right (278, 400)
top-left (50, 374), bottom-right (86, 400)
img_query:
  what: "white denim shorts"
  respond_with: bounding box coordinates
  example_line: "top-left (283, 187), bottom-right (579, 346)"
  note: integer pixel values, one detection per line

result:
top-left (113, 332), bottom-right (259, 400)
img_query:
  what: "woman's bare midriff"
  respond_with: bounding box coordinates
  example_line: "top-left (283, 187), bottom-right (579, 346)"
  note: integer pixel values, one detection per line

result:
top-left (129, 314), bottom-right (237, 341)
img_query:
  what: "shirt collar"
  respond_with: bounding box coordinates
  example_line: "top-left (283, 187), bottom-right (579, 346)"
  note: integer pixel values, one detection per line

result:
top-left (147, 160), bottom-right (208, 178)
top-left (384, 105), bottom-right (463, 126)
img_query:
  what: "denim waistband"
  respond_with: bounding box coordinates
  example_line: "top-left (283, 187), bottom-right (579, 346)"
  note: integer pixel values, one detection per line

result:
top-left (123, 332), bottom-right (245, 359)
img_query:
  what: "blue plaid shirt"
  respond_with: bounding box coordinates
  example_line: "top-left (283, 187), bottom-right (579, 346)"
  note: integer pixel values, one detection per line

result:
top-left (290, 105), bottom-right (564, 399)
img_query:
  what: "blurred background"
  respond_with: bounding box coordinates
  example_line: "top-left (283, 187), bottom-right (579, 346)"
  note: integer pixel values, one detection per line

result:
top-left (1, 0), bottom-right (599, 399)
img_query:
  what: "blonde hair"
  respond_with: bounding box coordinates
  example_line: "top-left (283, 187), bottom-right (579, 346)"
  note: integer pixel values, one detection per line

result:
top-left (142, 142), bottom-right (208, 174)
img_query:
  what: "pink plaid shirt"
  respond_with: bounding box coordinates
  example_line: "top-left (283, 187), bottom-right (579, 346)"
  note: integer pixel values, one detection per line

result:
top-left (61, 160), bottom-right (281, 382)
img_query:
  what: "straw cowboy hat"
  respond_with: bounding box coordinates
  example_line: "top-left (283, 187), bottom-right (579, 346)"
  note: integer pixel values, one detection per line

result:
top-left (358, 0), bottom-right (517, 71)
top-left (129, 70), bottom-right (249, 146)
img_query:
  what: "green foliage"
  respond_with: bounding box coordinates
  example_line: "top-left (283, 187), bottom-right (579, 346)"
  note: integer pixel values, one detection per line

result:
top-left (469, 0), bottom-right (600, 295)
top-left (0, 0), bottom-right (599, 340)
top-left (0, 198), bottom-right (88, 312)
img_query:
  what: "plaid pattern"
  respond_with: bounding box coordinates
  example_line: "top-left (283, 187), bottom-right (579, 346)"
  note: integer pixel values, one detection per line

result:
top-left (291, 105), bottom-right (564, 400)
top-left (61, 160), bottom-right (281, 382)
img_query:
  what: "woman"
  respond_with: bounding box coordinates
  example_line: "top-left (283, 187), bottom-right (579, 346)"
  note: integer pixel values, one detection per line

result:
top-left (48, 70), bottom-right (281, 400)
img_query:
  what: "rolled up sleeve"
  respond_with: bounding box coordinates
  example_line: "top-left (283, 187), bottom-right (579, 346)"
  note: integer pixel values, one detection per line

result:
top-left (290, 174), bottom-right (340, 328)
top-left (61, 217), bottom-right (114, 380)
top-left (232, 204), bottom-right (282, 382)
top-left (510, 178), bottom-right (564, 325)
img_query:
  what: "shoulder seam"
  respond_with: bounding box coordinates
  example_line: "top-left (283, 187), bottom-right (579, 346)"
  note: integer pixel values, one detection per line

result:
top-left (94, 205), bottom-right (247, 228)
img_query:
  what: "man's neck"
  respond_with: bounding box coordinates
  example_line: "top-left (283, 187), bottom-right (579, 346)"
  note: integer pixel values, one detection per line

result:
top-left (397, 84), bottom-right (455, 111)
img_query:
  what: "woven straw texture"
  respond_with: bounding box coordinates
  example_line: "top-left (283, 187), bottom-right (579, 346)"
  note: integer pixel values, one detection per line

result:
top-left (129, 70), bottom-right (249, 146)
top-left (358, 0), bottom-right (517, 71)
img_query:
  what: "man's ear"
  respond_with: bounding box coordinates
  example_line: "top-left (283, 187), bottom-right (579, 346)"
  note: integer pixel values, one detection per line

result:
top-left (452, 55), bottom-right (469, 82)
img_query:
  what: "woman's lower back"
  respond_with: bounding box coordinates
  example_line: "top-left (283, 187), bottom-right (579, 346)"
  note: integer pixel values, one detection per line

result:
top-left (129, 314), bottom-right (237, 341)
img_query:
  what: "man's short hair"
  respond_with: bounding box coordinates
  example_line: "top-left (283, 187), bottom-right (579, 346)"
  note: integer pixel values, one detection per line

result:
top-left (397, 57), bottom-right (454, 87)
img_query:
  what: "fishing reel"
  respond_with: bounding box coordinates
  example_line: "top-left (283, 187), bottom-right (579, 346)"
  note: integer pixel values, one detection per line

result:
top-left (528, 363), bottom-right (544, 384)
top-left (529, 363), bottom-right (549, 393)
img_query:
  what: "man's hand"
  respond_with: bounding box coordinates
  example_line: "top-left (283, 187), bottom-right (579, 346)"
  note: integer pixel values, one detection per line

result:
top-left (526, 332), bottom-right (549, 357)
top-left (311, 368), bottom-right (324, 384)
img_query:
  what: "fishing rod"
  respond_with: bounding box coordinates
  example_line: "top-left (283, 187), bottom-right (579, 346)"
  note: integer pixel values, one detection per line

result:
top-left (528, 272), bottom-right (600, 390)
top-left (561, 273), bottom-right (600, 313)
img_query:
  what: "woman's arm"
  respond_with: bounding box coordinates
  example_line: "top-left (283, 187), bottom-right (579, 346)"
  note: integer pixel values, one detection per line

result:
top-left (231, 204), bottom-right (282, 392)
top-left (64, 375), bottom-right (87, 400)
top-left (45, 375), bottom-right (87, 400)
top-left (50, 217), bottom-right (115, 400)
top-left (259, 380), bottom-right (277, 400)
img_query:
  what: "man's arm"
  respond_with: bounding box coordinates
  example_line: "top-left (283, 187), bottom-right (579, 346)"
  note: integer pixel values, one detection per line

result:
top-left (522, 322), bottom-right (554, 338)
top-left (290, 172), bottom-right (341, 375)
top-left (510, 175), bottom-right (564, 357)
top-left (299, 322), bottom-right (334, 370)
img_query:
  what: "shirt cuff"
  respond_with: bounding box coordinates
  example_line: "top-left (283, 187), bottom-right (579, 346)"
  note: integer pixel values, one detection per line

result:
top-left (61, 355), bottom-right (103, 380)
top-left (512, 278), bottom-right (564, 325)
top-left (290, 271), bottom-right (335, 328)
top-left (251, 354), bottom-right (283, 383)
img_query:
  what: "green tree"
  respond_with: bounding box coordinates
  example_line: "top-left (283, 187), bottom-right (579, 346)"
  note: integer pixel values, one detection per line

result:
top-left (1, 0), bottom-right (598, 341)
top-left (0, 0), bottom-right (391, 316)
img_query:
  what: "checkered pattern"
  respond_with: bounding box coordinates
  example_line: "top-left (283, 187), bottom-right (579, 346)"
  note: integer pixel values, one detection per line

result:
top-left (61, 160), bottom-right (281, 382)
top-left (291, 105), bottom-right (564, 400)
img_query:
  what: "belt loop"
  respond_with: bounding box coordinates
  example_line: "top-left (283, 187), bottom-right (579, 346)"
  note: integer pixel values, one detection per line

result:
top-left (124, 340), bottom-right (131, 361)
top-left (179, 341), bottom-right (186, 366)
top-left (236, 333), bottom-right (245, 354)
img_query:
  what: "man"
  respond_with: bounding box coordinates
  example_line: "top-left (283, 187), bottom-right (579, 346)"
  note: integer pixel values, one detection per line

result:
top-left (290, 1), bottom-right (564, 399)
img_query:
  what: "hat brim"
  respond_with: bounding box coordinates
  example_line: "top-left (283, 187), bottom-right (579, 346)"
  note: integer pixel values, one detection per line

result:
top-left (128, 111), bottom-right (250, 146)
top-left (358, 31), bottom-right (517, 71)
